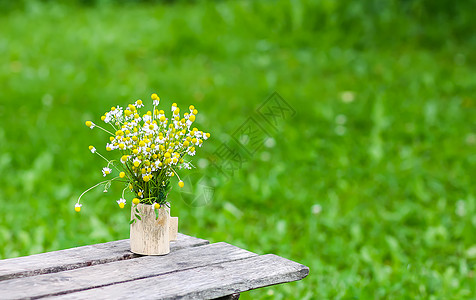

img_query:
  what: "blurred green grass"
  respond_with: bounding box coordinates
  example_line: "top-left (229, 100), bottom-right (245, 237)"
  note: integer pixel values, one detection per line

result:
top-left (0, 0), bottom-right (475, 298)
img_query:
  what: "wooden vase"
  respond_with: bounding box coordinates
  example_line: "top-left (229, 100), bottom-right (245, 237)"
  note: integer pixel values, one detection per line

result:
top-left (130, 203), bottom-right (174, 255)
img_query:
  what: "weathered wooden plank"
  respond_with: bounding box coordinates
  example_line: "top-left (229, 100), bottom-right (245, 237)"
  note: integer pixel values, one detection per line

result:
top-left (48, 254), bottom-right (309, 300)
top-left (0, 242), bottom-right (257, 299)
top-left (0, 233), bottom-right (208, 281)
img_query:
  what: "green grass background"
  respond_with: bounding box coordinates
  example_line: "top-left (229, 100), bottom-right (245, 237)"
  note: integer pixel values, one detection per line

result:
top-left (0, 0), bottom-right (475, 298)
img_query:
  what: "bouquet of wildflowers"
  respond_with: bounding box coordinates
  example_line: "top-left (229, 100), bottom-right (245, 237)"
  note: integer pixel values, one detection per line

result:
top-left (76, 93), bottom-right (210, 222)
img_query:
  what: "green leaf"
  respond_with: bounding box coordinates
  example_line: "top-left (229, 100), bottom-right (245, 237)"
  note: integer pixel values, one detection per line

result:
top-left (135, 213), bottom-right (141, 220)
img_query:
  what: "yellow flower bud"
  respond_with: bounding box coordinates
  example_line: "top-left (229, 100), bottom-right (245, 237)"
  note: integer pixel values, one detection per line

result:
top-left (154, 203), bottom-right (160, 209)
top-left (178, 181), bottom-right (184, 188)
top-left (119, 203), bottom-right (125, 209)
top-left (133, 198), bottom-right (140, 204)
top-left (151, 93), bottom-right (159, 100)
top-left (189, 115), bottom-right (196, 122)
top-left (119, 172), bottom-right (125, 178)
top-left (85, 121), bottom-right (92, 127)
top-left (101, 115), bottom-right (106, 121)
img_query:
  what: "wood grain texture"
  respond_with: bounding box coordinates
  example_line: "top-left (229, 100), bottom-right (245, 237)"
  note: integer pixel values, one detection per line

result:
top-left (130, 204), bottom-right (170, 255)
top-left (169, 217), bottom-right (178, 241)
top-left (48, 254), bottom-right (309, 300)
top-left (0, 243), bottom-right (256, 300)
top-left (0, 233), bottom-right (208, 281)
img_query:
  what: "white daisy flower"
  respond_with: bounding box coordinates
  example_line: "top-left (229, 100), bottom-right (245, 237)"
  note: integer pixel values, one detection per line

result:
top-left (142, 115), bottom-right (152, 123)
top-left (104, 112), bottom-right (113, 123)
top-left (106, 143), bottom-right (116, 151)
top-left (74, 203), bottom-right (82, 212)
top-left (117, 198), bottom-right (126, 208)
top-left (155, 136), bottom-right (165, 144)
top-left (187, 148), bottom-right (196, 156)
top-left (135, 99), bottom-right (144, 108)
top-left (154, 160), bottom-right (162, 169)
top-left (85, 121), bottom-right (96, 129)
top-left (102, 167), bottom-right (112, 177)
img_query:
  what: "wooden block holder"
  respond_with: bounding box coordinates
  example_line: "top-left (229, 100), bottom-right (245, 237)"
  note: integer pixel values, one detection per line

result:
top-left (130, 203), bottom-right (179, 255)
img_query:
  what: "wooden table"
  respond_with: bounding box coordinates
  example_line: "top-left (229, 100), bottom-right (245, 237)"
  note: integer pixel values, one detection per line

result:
top-left (0, 234), bottom-right (309, 299)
